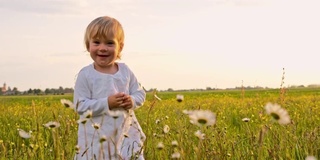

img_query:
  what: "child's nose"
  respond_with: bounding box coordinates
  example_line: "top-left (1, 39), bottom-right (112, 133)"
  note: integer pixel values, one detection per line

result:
top-left (99, 44), bottom-right (108, 51)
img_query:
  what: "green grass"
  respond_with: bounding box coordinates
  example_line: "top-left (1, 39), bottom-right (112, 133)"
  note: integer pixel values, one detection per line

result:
top-left (0, 88), bottom-right (319, 159)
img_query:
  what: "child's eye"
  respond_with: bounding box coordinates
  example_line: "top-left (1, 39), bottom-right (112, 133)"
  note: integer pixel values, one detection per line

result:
top-left (106, 41), bottom-right (115, 45)
top-left (92, 40), bottom-right (100, 44)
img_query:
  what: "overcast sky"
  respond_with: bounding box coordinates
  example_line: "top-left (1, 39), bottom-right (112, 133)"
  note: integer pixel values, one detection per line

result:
top-left (1, 0), bottom-right (319, 91)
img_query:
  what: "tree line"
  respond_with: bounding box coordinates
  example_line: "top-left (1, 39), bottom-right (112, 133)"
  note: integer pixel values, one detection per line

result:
top-left (0, 86), bottom-right (74, 96)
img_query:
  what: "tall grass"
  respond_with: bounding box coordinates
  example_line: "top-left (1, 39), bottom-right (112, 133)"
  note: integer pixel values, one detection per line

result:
top-left (0, 88), bottom-right (319, 159)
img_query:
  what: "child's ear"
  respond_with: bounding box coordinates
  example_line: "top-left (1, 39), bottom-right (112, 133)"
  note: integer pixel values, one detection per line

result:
top-left (119, 43), bottom-right (124, 52)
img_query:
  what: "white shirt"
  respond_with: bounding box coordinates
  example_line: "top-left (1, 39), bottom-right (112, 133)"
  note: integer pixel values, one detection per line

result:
top-left (73, 63), bottom-right (146, 160)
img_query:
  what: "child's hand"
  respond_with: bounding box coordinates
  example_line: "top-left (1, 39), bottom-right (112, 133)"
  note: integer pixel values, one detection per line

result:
top-left (108, 93), bottom-right (133, 110)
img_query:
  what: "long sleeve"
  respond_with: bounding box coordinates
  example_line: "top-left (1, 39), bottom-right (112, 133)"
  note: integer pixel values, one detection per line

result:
top-left (73, 69), bottom-right (109, 116)
top-left (128, 68), bottom-right (146, 109)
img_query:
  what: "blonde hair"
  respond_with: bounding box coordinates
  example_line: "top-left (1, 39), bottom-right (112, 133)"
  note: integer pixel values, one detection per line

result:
top-left (84, 16), bottom-right (125, 59)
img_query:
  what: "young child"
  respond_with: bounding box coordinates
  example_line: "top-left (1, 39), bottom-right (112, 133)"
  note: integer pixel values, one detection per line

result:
top-left (73, 16), bottom-right (146, 160)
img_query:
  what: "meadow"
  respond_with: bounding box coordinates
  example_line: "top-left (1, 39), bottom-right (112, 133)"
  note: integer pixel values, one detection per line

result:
top-left (0, 88), bottom-right (319, 160)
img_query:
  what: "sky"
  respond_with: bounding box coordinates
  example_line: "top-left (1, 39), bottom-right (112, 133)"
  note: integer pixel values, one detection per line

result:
top-left (1, 0), bottom-right (320, 91)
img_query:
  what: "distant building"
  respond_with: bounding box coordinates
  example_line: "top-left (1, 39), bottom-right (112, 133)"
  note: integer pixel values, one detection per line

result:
top-left (1, 83), bottom-right (6, 93)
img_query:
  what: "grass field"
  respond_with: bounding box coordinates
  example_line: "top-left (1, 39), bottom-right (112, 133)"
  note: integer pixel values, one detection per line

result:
top-left (0, 88), bottom-right (319, 159)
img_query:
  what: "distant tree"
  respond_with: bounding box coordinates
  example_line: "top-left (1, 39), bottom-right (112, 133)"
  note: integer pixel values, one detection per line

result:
top-left (27, 88), bottom-right (33, 94)
top-left (167, 88), bottom-right (174, 92)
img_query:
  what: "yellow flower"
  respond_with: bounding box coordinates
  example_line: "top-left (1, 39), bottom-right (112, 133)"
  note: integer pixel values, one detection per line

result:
top-left (265, 102), bottom-right (291, 125)
top-left (187, 110), bottom-right (216, 127)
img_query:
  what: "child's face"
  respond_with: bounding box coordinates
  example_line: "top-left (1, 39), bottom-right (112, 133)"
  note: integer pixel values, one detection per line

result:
top-left (88, 37), bottom-right (122, 69)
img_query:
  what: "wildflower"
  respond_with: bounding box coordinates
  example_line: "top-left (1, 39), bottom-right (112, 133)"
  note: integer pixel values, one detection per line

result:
top-left (188, 110), bottom-right (216, 127)
top-left (77, 118), bottom-right (88, 124)
top-left (171, 151), bottom-right (181, 159)
top-left (163, 125), bottom-right (170, 134)
top-left (265, 102), bottom-right (291, 125)
top-left (305, 156), bottom-right (317, 160)
top-left (18, 129), bottom-right (31, 139)
top-left (194, 130), bottom-right (205, 140)
top-left (155, 119), bottom-right (160, 124)
top-left (108, 109), bottom-right (124, 119)
top-left (242, 118), bottom-right (250, 122)
top-left (171, 140), bottom-right (178, 147)
top-left (156, 142), bottom-right (164, 150)
top-left (92, 123), bottom-right (100, 130)
top-left (60, 99), bottom-right (75, 109)
top-left (99, 135), bottom-right (107, 143)
top-left (83, 110), bottom-right (92, 119)
top-left (44, 121), bottom-right (60, 129)
top-left (176, 94), bottom-right (184, 102)
top-left (75, 145), bottom-right (80, 154)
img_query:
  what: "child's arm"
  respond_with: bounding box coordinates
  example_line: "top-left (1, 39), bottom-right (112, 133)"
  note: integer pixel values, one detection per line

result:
top-left (73, 71), bottom-right (109, 116)
top-left (128, 69), bottom-right (146, 110)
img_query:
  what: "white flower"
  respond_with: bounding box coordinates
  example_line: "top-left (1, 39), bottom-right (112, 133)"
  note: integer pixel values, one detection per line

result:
top-left (92, 123), bottom-right (100, 130)
top-left (99, 135), bottom-right (107, 143)
top-left (188, 110), bottom-right (216, 127)
top-left (242, 118), bottom-right (250, 122)
top-left (265, 102), bottom-right (291, 125)
top-left (108, 109), bottom-right (125, 119)
top-left (171, 140), bottom-right (178, 147)
top-left (156, 142), bottom-right (164, 150)
top-left (176, 94), bottom-right (184, 102)
top-left (155, 119), bottom-right (160, 124)
top-left (163, 125), bottom-right (170, 134)
top-left (60, 99), bottom-right (75, 109)
top-left (44, 121), bottom-right (60, 129)
top-left (18, 129), bottom-right (31, 139)
top-left (77, 118), bottom-right (88, 124)
top-left (171, 151), bottom-right (181, 159)
top-left (83, 110), bottom-right (92, 119)
top-left (305, 156), bottom-right (317, 160)
top-left (195, 130), bottom-right (205, 140)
